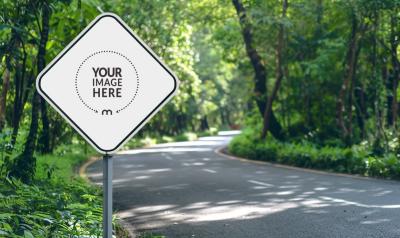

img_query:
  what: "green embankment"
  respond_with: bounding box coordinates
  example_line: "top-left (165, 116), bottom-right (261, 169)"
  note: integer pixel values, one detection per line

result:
top-left (0, 152), bottom-right (113, 237)
top-left (229, 129), bottom-right (400, 180)
top-left (0, 129), bottom-right (217, 237)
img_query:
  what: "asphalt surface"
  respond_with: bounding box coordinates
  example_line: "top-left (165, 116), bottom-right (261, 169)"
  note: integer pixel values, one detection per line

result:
top-left (86, 131), bottom-right (400, 238)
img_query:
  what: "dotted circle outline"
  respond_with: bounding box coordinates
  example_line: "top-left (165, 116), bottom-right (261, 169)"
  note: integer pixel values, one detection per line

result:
top-left (74, 50), bottom-right (140, 114)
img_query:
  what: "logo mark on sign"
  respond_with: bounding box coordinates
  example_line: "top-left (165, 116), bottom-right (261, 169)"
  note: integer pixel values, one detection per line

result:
top-left (75, 50), bottom-right (139, 115)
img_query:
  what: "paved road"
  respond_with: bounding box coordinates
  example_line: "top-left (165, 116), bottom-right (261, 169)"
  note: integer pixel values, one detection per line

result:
top-left (87, 132), bottom-right (400, 238)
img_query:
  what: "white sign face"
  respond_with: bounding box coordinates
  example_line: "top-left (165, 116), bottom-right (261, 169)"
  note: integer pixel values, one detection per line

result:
top-left (37, 13), bottom-right (179, 154)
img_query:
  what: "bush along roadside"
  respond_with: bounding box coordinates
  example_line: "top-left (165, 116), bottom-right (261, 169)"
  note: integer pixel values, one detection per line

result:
top-left (228, 129), bottom-right (400, 180)
top-left (0, 153), bottom-right (128, 237)
top-left (0, 129), bottom-right (218, 237)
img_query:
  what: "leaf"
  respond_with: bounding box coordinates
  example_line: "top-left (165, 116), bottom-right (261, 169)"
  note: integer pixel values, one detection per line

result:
top-left (24, 230), bottom-right (34, 238)
top-left (0, 213), bottom-right (13, 219)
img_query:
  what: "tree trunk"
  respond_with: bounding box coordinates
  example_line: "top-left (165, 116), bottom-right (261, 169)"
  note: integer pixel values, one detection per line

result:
top-left (0, 67), bottom-right (10, 131)
top-left (11, 3), bottom-right (50, 183)
top-left (385, 65), bottom-right (394, 126)
top-left (10, 65), bottom-right (31, 150)
top-left (354, 86), bottom-right (366, 139)
top-left (38, 99), bottom-right (50, 153)
top-left (389, 14), bottom-right (399, 127)
top-left (25, 3), bottom-right (50, 155)
top-left (336, 12), bottom-right (361, 144)
top-left (262, 0), bottom-right (288, 139)
top-left (200, 116), bottom-right (209, 131)
top-left (232, 0), bottom-right (284, 140)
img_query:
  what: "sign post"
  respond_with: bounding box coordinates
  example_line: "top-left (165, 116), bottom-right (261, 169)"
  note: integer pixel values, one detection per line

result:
top-left (103, 154), bottom-right (113, 238)
top-left (36, 13), bottom-right (179, 237)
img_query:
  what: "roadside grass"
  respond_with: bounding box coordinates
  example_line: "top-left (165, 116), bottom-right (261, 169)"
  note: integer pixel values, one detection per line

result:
top-left (0, 129), bottom-right (218, 237)
top-left (228, 128), bottom-right (400, 180)
top-left (0, 147), bottom-right (131, 237)
top-left (36, 153), bottom-right (89, 180)
top-left (0, 152), bottom-right (103, 237)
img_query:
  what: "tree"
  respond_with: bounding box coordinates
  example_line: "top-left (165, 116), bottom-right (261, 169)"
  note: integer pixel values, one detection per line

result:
top-left (232, 0), bottom-right (284, 140)
top-left (10, 0), bottom-right (51, 183)
top-left (336, 7), bottom-right (365, 144)
top-left (262, 0), bottom-right (288, 139)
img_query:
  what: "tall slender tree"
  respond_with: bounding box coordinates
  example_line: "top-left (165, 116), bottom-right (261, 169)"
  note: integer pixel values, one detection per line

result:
top-left (336, 8), bottom-right (366, 144)
top-left (232, 0), bottom-right (284, 140)
top-left (262, 0), bottom-right (288, 139)
top-left (10, 1), bottom-right (51, 182)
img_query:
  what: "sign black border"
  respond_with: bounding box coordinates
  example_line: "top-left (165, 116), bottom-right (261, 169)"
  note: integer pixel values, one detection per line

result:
top-left (37, 13), bottom-right (178, 153)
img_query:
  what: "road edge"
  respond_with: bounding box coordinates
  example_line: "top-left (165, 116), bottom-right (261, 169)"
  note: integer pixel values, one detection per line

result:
top-left (215, 146), bottom-right (399, 183)
top-left (79, 156), bottom-right (99, 182)
top-left (79, 156), bottom-right (137, 238)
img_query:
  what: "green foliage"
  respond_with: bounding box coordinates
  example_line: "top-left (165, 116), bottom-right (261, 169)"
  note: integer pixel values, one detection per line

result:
top-left (0, 152), bottom-right (130, 237)
top-left (0, 155), bottom-right (103, 237)
top-left (1, 0), bottom-right (241, 184)
top-left (229, 129), bottom-right (400, 179)
top-left (35, 153), bottom-right (87, 180)
top-left (0, 177), bottom-right (102, 237)
top-left (198, 127), bottom-right (219, 137)
top-left (174, 132), bottom-right (198, 142)
top-left (0, 0), bottom-right (399, 234)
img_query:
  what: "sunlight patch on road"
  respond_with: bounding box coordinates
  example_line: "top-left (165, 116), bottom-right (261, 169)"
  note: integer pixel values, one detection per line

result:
top-left (361, 219), bottom-right (390, 225)
top-left (118, 147), bottom-right (212, 155)
top-left (114, 178), bottom-right (135, 184)
top-left (127, 168), bottom-right (171, 175)
top-left (132, 205), bottom-right (176, 213)
top-left (188, 203), bottom-right (298, 222)
top-left (152, 141), bottom-right (222, 148)
top-left (118, 201), bottom-right (298, 229)
top-left (183, 162), bottom-right (205, 166)
top-left (301, 199), bottom-right (331, 208)
top-left (162, 153), bottom-right (173, 160)
top-left (319, 196), bottom-right (400, 209)
top-left (217, 200), bottom-right (242, 205)
top-left (148, 168), bottom-right (171, 173)
top-left (218, 130), bottom-right (241, 136)
top-left (117, 192), bottom-right (400, 231)
top-left (147, 184), bottom-right (190, 192)
top-left (314, 187), bottom-right (328, 191)
top-left (203, 169), bottom-right (217, 174)
top-left (134, 176), bottom-right (150, 180)
top-left (185, 202), bottom-right (211, 209)
top-left (335, 188), bottom-right (367, 193)
top-left (248, 180), bottom-right (274, 188)
top-left (252, 186), bottom-right (271, 190)
top-left (373, 190), bottom-right (393, 197)
top-left (279, 185), bottom-right (299, 189)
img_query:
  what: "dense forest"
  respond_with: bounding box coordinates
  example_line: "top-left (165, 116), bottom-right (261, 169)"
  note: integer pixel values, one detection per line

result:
top-left (1, 0), bottom-right (399, 180)
top-left (0, 0), bottom-right (399, 236)
top-left (0, 0), bottom-right (250, 183)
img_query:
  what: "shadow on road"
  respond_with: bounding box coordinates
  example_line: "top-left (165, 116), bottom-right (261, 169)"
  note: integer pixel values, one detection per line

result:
top-left (86, 132), bottom-right (400, 238)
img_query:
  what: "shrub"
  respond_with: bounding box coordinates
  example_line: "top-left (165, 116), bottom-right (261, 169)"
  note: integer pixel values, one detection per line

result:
top-left (0, 177), bottom-right (103, 237)
top-left (140, 137), bottom-right (157, 147)
top-left (228, 131), bottom-right (256, 159)
top-left (228, 129), bottom-right (400, 180)
top-left (175, 132), bottom-right (198, 142)
top-left (0, 153), bottom-right (129, 237)
top-left (198, 127), bottom-right (219, 137)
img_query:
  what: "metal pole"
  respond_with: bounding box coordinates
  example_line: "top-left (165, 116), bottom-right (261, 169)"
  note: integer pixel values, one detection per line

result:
top-left (103, 154), bottom-right (113, 238)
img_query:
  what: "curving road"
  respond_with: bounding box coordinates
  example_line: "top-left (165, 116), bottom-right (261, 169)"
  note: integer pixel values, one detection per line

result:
top-left (86, 131), bottom-right (400, 238)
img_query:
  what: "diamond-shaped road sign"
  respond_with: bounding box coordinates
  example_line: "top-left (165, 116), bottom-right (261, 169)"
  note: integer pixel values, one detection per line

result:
top-left (37, 13), bottom-right (179, 154)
